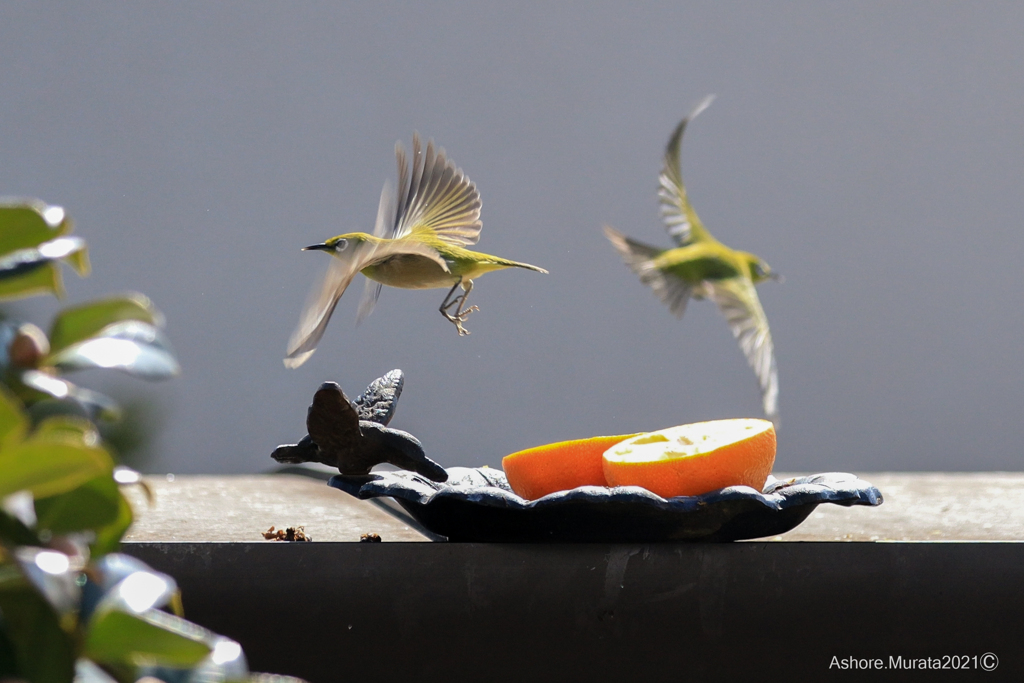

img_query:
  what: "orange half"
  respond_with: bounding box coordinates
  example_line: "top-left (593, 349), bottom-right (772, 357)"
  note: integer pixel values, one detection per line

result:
top-left (602, 419), bottom-right (776, 498)
top-left (502, 434), bottom-right (640, 500)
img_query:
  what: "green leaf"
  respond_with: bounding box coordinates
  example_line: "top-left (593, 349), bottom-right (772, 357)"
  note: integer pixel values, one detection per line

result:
top-left (0, 201), bottom-right (72, 255)
top-left (72, 659), bottom-right (122, 683)
top-left (84, 609), bottom-right (212, 669)
top-left (0, 201), bottom-right (88, 301)
top-left (0, 237), bottom-right (87, 281)
top-left (90, 489), bottom-right (134, 557)
top-left (0, 261), bottom-right (63, 301)
top-left (0, 385), bottom-right (29, 447)
top-left (0, 509), bottom-right (41, 547)
top-left (32, 415), bottom-right (101, 443)
top-left (18, 371), bottom-right (122, 422)
top-left (13, 547), bottom-right (80, 618)
top-left (34, 474), bottom-right (121, 536)
top-left (0, 437), bottom-right (113, 500)
top-left (46, 321), bottom-right (180, 381)
top-left (65, 246), bottom-right (90, 277)
top-left (0, 565), bottom-right (76, 683)
top-left (48, 294), bottom-right (163, 355)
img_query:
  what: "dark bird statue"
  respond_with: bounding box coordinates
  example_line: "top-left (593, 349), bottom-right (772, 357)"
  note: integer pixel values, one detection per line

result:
top-left (272, 369), bottom-right (447, 482)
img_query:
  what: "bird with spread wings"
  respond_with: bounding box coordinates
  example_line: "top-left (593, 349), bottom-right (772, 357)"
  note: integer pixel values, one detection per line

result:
top-left (285, 134), bottom-right (546, 369)
top-left (604, 96), bottom-right (781, 422)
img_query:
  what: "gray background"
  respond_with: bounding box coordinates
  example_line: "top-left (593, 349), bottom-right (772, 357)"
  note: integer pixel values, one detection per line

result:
top-left (1, 3), bottom-right (1020, 474)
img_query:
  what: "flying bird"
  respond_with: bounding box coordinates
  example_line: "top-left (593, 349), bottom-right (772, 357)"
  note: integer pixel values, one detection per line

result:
top-left (285, 133), bottom-right (547, 368)
top-left (604, 96), bottom-right (780, 421)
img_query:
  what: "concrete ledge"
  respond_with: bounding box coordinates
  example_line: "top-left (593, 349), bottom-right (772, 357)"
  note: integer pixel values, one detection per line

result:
top-left (122, 472), bottom-right (1024, 542)
top-left (122, 474), bottom-right (433, 542)
top-left (766, 472), bottom-right (1024, 541)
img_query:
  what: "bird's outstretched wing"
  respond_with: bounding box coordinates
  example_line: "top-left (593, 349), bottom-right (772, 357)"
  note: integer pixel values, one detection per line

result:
top-left (658, 95), bottom-right (715, 247)
top-left (604, 225), bottom-right (693, 318)
top-left (284, 238), bottom-right (447, 368)
top-left (704, 277), bottom-right (779, 422)
top-left (357, 178), bottom-right (400, 323)
top-left (356, 279), bottom-right (383, 325)
top-left (390, 132), bottom-right (482, 246)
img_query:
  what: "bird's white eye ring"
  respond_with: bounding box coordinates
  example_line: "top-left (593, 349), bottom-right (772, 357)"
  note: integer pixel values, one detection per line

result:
top-left (336, 238), bottom-right (348, 251)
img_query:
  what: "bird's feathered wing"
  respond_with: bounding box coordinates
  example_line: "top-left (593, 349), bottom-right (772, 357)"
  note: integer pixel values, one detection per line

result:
top-left (658, 95), bottom-right (716, 247)
top-left (284, 237), bottom-right (448, 369)
top-left (391, 132), bottom-right (482, 246)
top-left (603, 225), bottom-right (693, 318)
top-left (356, 178), bottom-right (398, 324)
top-left (704, 277), bottom-right (779, 422)
top-left (354, 132), bottom-right (481, 324)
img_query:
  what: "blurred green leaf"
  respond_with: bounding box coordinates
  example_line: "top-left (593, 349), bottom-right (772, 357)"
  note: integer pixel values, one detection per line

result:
top-left (90, 490), bottom-right (133, 558)
top-left (0, 509), bottom-right (41, 547)
top-left (0, 199), bottom-right (88, 301)
top-left (0, 564), bottom-right (76, 683)
top-left (0, 385), bottom-right (28, 447)
top-left (90, 569), bottom-right (177, 624)
top-left (0, 438), bottom-right (113, 500)
top-left (65, 247), bottom-right (90, 278)
top-left (48, 294), bottom-right (162, 355)
top-left (0, 261), bottom-right (64, 301)
top-left (34, 475), bottom-right (121, 536)
top-left (0, 201), bottom-right (72, 254)
top-left (32, 414), bottom-right (101, 443)
top-left (84, 609), bottom-right (212, 669)
top-left (13, 547), bottom-right (80, 618)
top-left (24, 398), bottom-right (93, 429)
top-left (72, 659), bottom-right (121, 683)
top-left (19, 371), bottom-right (121, 422)
top-left (47, 321), bottom-right (180, 381)
top-left (139, 635), bottom-right (248, 682)
top-left (0, 237), bottom-right (87, 280)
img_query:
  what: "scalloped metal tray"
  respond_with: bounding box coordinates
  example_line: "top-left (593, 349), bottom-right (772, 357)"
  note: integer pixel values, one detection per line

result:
top-left (329, 468), bottom-right (882, 542)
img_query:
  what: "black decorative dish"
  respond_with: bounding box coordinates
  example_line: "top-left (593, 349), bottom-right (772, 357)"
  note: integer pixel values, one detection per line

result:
top-left (329, 467), bottom-right (883, 542)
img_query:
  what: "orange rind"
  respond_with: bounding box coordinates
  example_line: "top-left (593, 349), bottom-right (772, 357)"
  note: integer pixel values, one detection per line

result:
top-left (502, 433), bottom-right (639, 500)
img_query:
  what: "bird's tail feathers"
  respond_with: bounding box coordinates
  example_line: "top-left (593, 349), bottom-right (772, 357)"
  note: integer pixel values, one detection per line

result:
top-left (603, 225), bottom-right (661, 275)
top-left (507, 260), bottom-right (548, 274)
top-left (604, 225), bottom-right (691, 317)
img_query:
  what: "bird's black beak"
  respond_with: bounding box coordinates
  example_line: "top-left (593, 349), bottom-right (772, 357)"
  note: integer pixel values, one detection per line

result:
top-left (302, 243), bottom-right (331, 252)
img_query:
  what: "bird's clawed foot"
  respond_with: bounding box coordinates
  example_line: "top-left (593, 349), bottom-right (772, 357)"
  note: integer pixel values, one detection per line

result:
top-left (441, 296), bottom-right (479, 336)
top-left (440, 281), bottom-right (479, 336)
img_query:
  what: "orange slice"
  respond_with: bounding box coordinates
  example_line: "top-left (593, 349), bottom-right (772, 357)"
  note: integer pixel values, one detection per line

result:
top-left (502, 434), bottom-right (640, 500)
top-left (602, 419), bottom-right (776, 498)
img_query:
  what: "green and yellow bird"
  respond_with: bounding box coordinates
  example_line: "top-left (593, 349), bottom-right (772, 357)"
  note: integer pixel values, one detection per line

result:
top-left (285, 133), bottom-right (547, 368)
top-left (604, 96), bottom-right (780, 421)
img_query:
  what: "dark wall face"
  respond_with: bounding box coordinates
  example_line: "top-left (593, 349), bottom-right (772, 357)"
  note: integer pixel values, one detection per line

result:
top-left (2, 3), bottom-right (1022, 473)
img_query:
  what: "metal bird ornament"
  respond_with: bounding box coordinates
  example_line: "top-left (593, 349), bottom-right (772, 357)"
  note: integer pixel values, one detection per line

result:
top-left (604, 96), bottom-right (781, 422)
top-left (284, 133), bottom-right (547, 368)
top-left (272, 369), bottom-right (447, 482)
